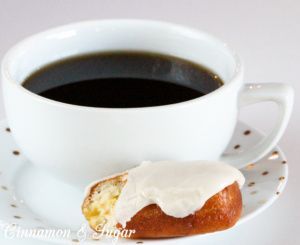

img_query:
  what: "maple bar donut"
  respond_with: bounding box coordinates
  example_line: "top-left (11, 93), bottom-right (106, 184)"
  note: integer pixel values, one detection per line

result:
top-left (82, 160), bottom-right (245, 238)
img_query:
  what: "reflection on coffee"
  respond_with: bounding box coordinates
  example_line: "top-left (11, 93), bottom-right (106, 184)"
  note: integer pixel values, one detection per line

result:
top-left (22, 51), bottom-right (223, 108)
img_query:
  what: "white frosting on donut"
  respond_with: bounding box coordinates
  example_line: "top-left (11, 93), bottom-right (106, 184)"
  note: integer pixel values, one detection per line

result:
top-left (113, 160), bottom-right (245, 228)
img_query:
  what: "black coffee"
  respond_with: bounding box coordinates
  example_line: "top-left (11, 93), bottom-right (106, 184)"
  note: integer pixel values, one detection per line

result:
top-left (22, 52), bottom-right (223, 108)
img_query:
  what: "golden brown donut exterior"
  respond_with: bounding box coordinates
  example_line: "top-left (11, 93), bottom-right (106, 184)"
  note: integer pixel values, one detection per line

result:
top-left (83, 176), bottom-right (242, 238)
top-left (116, 181), bottom-right (242, 238)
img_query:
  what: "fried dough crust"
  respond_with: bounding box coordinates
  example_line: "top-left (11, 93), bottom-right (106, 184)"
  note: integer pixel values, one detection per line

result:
top-left (82, 173), bottom-right (242, 238)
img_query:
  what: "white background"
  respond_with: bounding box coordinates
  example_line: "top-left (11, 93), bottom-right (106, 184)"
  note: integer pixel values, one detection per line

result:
top-left (0, 1), bottom-right (299, 244)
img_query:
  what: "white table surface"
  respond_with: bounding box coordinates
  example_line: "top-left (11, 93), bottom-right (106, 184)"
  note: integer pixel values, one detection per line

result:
top-left (0, 1), bottom-right (299, 244)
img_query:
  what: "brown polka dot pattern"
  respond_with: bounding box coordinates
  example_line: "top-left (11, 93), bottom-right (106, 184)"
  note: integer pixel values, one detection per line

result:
top-left (244, 130), bottom-right (251, 135)
top-left (93, 239), bottom-right (100, 241)
top-left (0, 121), bottom-right (289, 243)
top-left (248, 182), bottom-right (255, 187)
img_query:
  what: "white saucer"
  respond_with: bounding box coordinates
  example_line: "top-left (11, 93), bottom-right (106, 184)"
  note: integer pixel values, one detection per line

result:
top-left (0, 119), bottom-right (287, 244)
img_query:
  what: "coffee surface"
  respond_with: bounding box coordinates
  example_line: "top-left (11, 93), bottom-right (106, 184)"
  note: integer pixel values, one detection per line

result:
top-left (22, 52), bottom-right (223, 108)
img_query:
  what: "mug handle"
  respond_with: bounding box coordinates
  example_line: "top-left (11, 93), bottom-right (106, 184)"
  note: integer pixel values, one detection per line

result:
top-left (220, 83), bottom-right (294, 169)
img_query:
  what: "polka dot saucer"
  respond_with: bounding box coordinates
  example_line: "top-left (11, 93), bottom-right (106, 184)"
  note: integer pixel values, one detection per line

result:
top-left (0, 119), bottom-right (287, 244)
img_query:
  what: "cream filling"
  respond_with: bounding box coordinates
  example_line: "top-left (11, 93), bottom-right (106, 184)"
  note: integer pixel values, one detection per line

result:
top-left (82, 178), bottom-right (125, 231)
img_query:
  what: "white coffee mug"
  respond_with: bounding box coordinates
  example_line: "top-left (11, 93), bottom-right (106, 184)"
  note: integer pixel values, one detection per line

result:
top-left (2, 20), bottom-right (294, 188)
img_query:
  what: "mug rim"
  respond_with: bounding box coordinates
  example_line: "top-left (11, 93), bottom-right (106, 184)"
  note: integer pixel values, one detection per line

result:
top-left (2, 19), bottom-right (244, 112)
